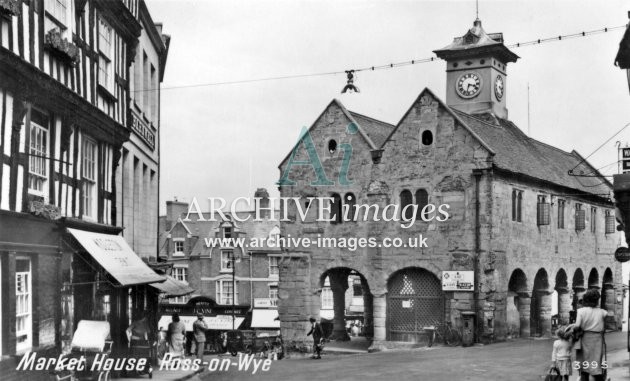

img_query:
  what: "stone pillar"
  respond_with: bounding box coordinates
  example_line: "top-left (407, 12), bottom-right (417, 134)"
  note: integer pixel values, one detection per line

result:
top-left (557, 289), bottom-right (572, 325)
top-left (574, 288), bottom-right (586, 307)
top-left (603, 283), bottom-right (615, 313)
top-left (517, 294), bottom-right (531, 337)
top-left (372, 294), bottom-right (387, 342)
top-left (363, 292), bottom-right (374, 338)
top-left (329, 270), bottom-right (350, 341)
top-left (537, 290), bottom-right (553, 337)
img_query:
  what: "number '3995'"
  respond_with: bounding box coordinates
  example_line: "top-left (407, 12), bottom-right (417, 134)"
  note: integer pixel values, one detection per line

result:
top-left (573, 361), bottom-right (608, 369)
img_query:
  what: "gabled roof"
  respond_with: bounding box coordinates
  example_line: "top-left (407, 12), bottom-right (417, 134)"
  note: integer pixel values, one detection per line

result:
top-left (278, 99), bottom-right (380, 168)
top-left (348, 111), bottom-right (395, 148)
top-left (453, 109), bottom-right (612, 196)
top-left (382, 87), bottom-right (496, 155)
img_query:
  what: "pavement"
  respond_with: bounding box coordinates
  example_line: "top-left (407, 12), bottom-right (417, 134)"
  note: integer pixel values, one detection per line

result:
top-left (123, 332), bottom-right (630, 381)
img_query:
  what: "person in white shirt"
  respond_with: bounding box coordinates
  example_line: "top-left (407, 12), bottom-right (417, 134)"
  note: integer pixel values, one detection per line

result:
top-left (550, 326), bottom-right (573, 380)
top-left (574, 289), bottom-right (609, 381)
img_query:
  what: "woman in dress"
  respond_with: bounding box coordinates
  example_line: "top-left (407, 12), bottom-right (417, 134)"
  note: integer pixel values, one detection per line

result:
top-left (574, 289), bottom-right (609, 381)
top-left (166, 313), bottom-right (187, 357)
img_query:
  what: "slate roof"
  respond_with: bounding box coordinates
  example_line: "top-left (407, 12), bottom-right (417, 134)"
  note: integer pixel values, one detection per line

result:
top-left (348, 111), bottom-right (395, 148)
top-left (452, 109), bottom-right (612, 196)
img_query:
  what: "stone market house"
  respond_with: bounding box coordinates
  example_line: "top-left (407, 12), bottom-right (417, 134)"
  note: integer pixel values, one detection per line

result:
top-left (0, 0), bottom-right (169, 378)
top-left (277, 19), bottom-right (624, 349)
top-left (158, 189), bottom-right (282, 338)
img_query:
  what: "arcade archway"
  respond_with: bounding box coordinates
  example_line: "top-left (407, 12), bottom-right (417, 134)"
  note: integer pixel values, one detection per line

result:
top-left (531, 268), bottom-right (552, 337)
top-left (507, 269), bottom-right (529, 338)
top-left (386, 267), bottom-right (444, 343)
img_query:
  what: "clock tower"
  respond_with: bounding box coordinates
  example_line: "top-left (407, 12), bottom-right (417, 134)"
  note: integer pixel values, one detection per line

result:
top-left (434, 19), bottom-right (519, 119)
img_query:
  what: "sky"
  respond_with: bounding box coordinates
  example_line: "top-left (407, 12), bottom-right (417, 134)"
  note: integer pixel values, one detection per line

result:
top-left (146, 0), bottom-right (630, 212)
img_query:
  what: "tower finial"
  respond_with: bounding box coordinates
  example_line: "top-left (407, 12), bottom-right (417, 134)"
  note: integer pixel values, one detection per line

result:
top-left (476, 0), bottom-right (479, 19)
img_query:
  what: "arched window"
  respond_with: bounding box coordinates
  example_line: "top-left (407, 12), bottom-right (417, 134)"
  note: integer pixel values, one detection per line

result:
top-left (330, 193), bottom-right (343, 224)
top-left (400, 190), bottom-right (413, 221)
top-left (421, 130), bottom-right (433, 146)
top-left (344, 193), bottom-right (357, 222)
top-left (415, 189), bottom-right (428, 220)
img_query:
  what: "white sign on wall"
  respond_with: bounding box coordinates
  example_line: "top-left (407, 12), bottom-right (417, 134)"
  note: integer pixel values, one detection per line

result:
top-left (442, 271), bottom-right (474, 291)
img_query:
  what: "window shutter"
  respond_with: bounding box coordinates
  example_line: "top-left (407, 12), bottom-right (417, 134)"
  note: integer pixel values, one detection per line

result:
top-left (605, 214), bottom-right (616, 234)
top-left (537, 202), bottom-right (550, 225)
top-left (575, 209), bottom-right (586, 231)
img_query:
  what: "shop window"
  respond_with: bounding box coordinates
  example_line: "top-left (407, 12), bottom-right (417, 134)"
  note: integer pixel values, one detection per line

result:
top-left (512, 189), bottom-right (522, 222)
top-left (216, 280), bottom-right (238, 305)
top-left (557, 199), bottom-right (565, 229)
top-left (82, 137), bottom-right (97, 219)
top-left (28, 110), bottom-right (49, 197)
top-left (537, 195), bottom-right (550, 226)
top-left (15, 258), bottom-right (32, 353)
top-left (605, 210), bottom-right (616, 234)
top-left (575, 204), bottom-right (585, 231)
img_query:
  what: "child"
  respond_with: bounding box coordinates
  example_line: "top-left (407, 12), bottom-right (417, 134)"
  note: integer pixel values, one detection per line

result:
top-left (551, 326), bottom-right (573, 380)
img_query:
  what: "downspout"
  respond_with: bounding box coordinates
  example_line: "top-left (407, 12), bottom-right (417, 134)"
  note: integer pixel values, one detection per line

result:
top-left (473, 169), bottom-right (483, 343)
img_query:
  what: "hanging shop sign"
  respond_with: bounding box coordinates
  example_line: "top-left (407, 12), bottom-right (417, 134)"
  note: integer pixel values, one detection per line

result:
top-left (614, 247), bottom-right (630, 263)
top-left (442, 271), bottom-right (474, 291)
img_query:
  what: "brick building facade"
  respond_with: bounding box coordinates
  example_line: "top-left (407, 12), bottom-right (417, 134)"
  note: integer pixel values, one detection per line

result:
top-left (158, 189), bottom-right (282, 330)
top-left (276, 19), bottom-right (624, 349)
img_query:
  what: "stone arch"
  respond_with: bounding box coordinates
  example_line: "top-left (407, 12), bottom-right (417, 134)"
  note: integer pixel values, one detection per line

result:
top-left (601, 268), bottom-right (614, 312)
top-left (386, 267), bottom-right (444, 343)
top-left (319, 267), bottom-right (373, 341)
top-left (587, 268), bottom-right (600, 290)
top-left (554, 269), bottom-right (570, 326)
top-left (507, 269), bottom-right (529, 338)
top-left (531, 268), bottom-right (552, 337)
top-left (572, 268), bottom-right (586, 314)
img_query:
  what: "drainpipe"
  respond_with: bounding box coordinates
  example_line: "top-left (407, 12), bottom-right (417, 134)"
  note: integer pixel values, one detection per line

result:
top-left (472, 169), bottom-right (483, 343)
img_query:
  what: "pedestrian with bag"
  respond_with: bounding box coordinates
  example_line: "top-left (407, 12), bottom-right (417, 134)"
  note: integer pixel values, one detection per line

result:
top-left (574, 289), bottom-right (609, 381)
top-left (306, 317), bottom-right (324, 359)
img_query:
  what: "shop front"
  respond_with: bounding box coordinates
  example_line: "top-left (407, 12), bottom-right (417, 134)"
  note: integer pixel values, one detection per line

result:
top-left (159, 296), bottom-right (249, 354)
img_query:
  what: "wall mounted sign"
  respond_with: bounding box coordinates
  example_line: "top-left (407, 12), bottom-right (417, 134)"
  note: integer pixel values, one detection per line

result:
top-left (442, 271), bottom-right (474, 291)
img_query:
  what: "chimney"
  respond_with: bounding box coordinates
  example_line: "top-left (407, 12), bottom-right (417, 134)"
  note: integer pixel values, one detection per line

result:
top-left (254, 188), bottom-right (270, 219)
top-left (166, 200), bottom-right (190, 230)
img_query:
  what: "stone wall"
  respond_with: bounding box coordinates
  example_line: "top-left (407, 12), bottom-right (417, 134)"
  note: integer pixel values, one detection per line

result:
top-left (277, 90), bottom-right (624, 347)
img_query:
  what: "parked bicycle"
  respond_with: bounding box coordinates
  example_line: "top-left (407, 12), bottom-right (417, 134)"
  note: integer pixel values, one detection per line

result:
top-left (425, 320), bottom-right (462, 347)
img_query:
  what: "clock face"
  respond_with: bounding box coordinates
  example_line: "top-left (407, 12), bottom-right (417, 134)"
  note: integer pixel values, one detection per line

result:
top-left (494, 75), bottom-right (504, 100)
top-left (456, 72), bottom-right (481, 98)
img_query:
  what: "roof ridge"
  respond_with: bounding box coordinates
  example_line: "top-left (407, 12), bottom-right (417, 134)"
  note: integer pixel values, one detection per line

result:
top-left (451, 109), bottom-right (502, 128)
top-left (348, 110), bottom-right (395, 128)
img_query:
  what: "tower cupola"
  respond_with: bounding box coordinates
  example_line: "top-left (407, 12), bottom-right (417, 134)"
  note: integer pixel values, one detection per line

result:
top-left (434, 19), bottom-right (519, 118)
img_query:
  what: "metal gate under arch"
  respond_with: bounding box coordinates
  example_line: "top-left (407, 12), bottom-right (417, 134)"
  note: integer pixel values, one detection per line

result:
top-left (387, 268), bottom-right (444, 342)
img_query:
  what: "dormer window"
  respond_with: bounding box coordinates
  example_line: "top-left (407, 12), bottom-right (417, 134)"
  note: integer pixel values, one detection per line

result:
top-left (223, 226), bottom-right (232, 238)
top-left (172, 238), bottom-right (185, 257)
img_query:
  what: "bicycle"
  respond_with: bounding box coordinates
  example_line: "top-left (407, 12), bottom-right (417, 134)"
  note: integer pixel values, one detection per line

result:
top-left (426, 320), bottom-right (462, 347)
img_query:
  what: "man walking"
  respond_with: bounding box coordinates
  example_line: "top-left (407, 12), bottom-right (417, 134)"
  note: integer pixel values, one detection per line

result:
top-left (306, 317), bottom-right (324, 359)
top-left (193, 313), bottom-right (209, 361)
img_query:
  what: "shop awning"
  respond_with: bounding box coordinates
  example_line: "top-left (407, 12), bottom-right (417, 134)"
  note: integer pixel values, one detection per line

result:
top-left (67, 228), bottom-right (165, 286)
top-left (150, 275), bottom-right (195, 297)
top-left (158, 315), bottom-right (245, 331)
top-left (250, 309), bottom-right (280, 329)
